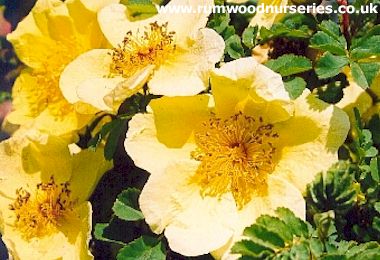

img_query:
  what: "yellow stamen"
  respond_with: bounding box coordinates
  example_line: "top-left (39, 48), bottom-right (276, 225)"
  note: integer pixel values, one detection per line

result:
top-left (191, 113), bottom-right (279, 208)
top-left (28, 39), bottom-right (82, 118)
top-left (9, 177), bottom-right (75, 239)
top-left (110, 22), bottom-right (176, 78)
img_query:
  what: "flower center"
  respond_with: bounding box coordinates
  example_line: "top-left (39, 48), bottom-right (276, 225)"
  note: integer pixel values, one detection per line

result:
top-left (191, 113), bottom-right (279, 208)
top-left (110, 22), bottom-right (176, 78)
top-left (9, 177), bottom-right (75, 239)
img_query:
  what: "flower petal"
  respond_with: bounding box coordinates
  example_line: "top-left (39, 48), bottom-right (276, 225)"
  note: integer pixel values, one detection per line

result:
top-left (249, 0), bottom-right (288, 29)
top-left (140, 160), bottom-right (237, 256)
top-left (2, 202), bottom-right (93, 260)
top-left (148, 28), bottom-right (225, 96)
top-left (125, 95), bottom-right (211, 174)
top-left (214, 175), bottom-right (305, 259)
top-left (59, 49), bottom-right (114, 104)
top-left (98, 0), bottom-right (214, 47)
top-left (69, 149), bottom-right (112, 202)
top-left (211, 57), bottom-right (292, 119)
top-left (274, 91), bottom-right (350, 192)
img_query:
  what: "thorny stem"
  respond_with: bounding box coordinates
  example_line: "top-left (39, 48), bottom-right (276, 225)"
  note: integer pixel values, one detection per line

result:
top-left (337, 0), bottom-right (351, 47)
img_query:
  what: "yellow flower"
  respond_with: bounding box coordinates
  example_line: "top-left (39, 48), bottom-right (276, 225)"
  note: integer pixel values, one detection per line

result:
top-left (250, 0), bottom-right (289, 29)
top-left (0, 130), bottom-right (112, 260)
top-left (59, 0), bottom-right (225, 112)
top-left (335, 70), bottom-right (373, 123)
top-left (6, 0), bottom-right (118, 135)
top-left (124, 57), bottom-right (349, 257)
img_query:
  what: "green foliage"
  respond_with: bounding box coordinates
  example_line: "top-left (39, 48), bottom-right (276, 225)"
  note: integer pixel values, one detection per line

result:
top-left (117, 236), bottom-right (165, 260)
top-left (311, 21), bottom-right (380, 88)
top-left (284, 77), bottom-right (307, 99)
top-left (306, 162), bottom-right (358, 216)
top-left (260, 13), bottom-right (316, 42)
top-left (315, 52), bottom-right (349, 79)
top-left (310, 21), bottom-right (347, 56)
top-left (303, 110), bottom-right (380, 243)
top-left (266, 54), bottom-right (312, 77)
top-left (112, 188), bottom-right (144, 221)
top-left (120, 0), bottom-right (157, 20)
top-left (94, 188), bottom-right (167, 258)
top-left (232, 208), bottom-right (380, 259)
top-left (85, 93), bottom-right (154, 160)
top-left (242, 26), bottom-right (258, 49)
top-left (265, 54), bottom-right (311, 99)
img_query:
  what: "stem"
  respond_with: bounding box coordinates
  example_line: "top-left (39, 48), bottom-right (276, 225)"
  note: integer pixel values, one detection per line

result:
top-left (337, 0), bottom-right (351, 47)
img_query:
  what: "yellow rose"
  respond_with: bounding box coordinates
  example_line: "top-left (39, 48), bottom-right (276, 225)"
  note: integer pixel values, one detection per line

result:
top-left (250, 0), bottom-right (289, 29)
top-left (6, 0), bottom-right (118, 135)
top-left (124, 57), bottom-right (349, 258)
top-left (59, 0), bottom-right (225, 112)
top-left (0, 130), bottom-right (112, 260)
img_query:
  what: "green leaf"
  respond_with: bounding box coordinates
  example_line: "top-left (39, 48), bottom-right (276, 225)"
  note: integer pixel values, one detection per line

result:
top-left (310, 31), bottom-right (347, 55)
top-left (104, 119), bottom-right (125, 160)
top-left (112, 188), bottom-right (144, 221)
top-left (284, 77), bottom-right (307, 99)
top-left (120, 0), bottom-right (157, 19)
top-left (233, 206), bottom-right (380, 259)
top-left (370, 157), bottom-right (380, 182)
top-left (225, 34), bottom-right (245, 59)
top-left (231, 239), bottom-right (273, 258)
top-left (243, 224), bottom-right (285, 249)
top-left (266, 54), bottom-right (312, 77)
top-left (306, 162), bottom-right (358, 215)
top-left (275, 207), bottom-right (311, 237)
top-left (242, 26), bottom-right (258, 49)
top-left (207, 12), bottom-right (231, 35)
top-left (351, 61), bottom-right (369, 89)
top-left (357, 62), bottom-right (380, 87)
top-left (94, 223), bottom-right (126, 246)
top-left (117, 236), bottom-right (165, 260)
top-left (316, 52), bottom-right (349, 79)
top-left (375, 202), bottom-right (380, 214)
top-left (318, 20), bottom-right (340, 37)
top-left (350, 35), bottom-right (380, 60)
top-left (88, 120), bottom-right (117, 151)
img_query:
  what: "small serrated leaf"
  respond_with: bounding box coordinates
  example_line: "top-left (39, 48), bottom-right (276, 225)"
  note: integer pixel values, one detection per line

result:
top-left (351, 61), bottom-right (369, 89)
top-left (242, 26), bottom-right (258, 49)
top-left (225, 34), bottom-right (244, 59)
top-left (284, 77), bottom-right (306, 99)
top-left (112, 188), bottom-right (144, 221)
top-left (316, 52), bottom-right (349, 79)
top-left (266, 54), bottom-right (312, 77)
top-left (116, 236), bottom-right (165, 260)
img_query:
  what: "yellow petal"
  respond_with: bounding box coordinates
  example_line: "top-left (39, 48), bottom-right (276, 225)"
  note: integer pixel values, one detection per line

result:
top-left (249, 0), bottom-right (288, 29)
top-left (97, 3), bottom-right (155, 47)
top-left (157, 0), bottom-right (214, 44)
top-left (148, 28), bottom-right (225, 96)
top-left (98, 0), bottom-right (214, 47)
top-left (2, 202), bottom-right (93, 260)
top-left (69, 148), bottom-right (112, 202)
top-left (336, 78), bottom-right (372, 123)
top-left (59, 49), bottom-right (115, 104)
top-left (103, 66), bottom-right (154, 111)
top-left (125, 112), bottom-right (196, 175)
top-left (274, 91), bottom-right (350, 192)
top-left (20, 134), bottom-right (74, 183)
top-left (211, 57), bottom-right (292, 119)
top-left (214, 175), bottom-right (305, 259)
top-left (75, 0), bottom-right (119, 12)
top-left (140, 161), bottom-right (237, 256)
top-left (7, 13), bottom-right (54, 68)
